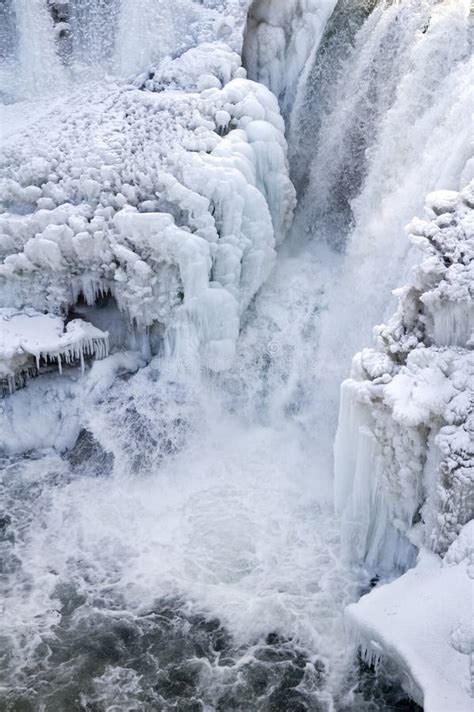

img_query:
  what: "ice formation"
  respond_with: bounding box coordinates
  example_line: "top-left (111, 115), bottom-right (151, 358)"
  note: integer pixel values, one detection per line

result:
top-left (1, 1), bottom-right (473, 710)
top-left (335, 185), bottom-right (474, 566)
top-left (336, 186), bottom-right (474, 705)
top-left (0, 0), bottom-right (295, 381)
top-left (243, 0), bottom-right (338, 119)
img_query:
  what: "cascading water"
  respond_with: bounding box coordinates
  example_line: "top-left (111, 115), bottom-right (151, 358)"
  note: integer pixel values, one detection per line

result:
top-left (293, 0), bottom-right (472, 451)
top-left (5, 0), bottom-right (66, 97)
top-left (0, 0), bottom-right (192, 99)
top-left (66, 0), bottom-right (121, 72)
top-left (0, 0), bottom-right (472, 710)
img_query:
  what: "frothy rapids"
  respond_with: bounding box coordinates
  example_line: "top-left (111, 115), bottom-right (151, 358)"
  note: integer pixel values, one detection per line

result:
top-left (0, 1), bottom-right (472, 710)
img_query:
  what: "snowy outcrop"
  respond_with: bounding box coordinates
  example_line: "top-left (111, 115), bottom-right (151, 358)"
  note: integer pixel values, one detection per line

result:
top-left (0, 8), bottom-right (295, 378)
top-left (335, 185), bottom-right (474, 570)
top-left (345, 520), bottom-right (474, 712)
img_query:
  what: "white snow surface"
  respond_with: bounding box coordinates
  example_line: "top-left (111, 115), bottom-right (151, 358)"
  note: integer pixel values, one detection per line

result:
top-left (345, 521), bottom-right (474, 712)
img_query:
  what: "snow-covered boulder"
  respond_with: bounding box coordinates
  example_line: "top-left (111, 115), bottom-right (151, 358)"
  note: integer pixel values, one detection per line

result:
top-left (336, 187), bottom-right (474, 709)
top-left (0, 309), bottom-right (108, 394)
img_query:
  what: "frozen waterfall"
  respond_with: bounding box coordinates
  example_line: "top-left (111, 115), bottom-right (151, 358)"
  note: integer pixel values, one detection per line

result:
top-left (0, 1), bottom-right (472, 710)
top-left (0, 0), bottom-right (219, 97)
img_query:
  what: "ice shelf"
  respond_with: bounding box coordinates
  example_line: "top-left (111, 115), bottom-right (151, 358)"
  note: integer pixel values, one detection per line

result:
top-left (0, 308), bottom-right (109, 393)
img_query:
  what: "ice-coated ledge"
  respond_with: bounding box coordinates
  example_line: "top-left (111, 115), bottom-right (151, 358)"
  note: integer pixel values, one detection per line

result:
top-left (0, 309), bottom-right (109, 393)
top-left (345, 521), bottom-right (474, 712)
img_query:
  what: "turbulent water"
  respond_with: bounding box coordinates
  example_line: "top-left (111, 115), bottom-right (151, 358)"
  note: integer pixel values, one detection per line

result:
top-left (1, 0), bottom-right (471, 710)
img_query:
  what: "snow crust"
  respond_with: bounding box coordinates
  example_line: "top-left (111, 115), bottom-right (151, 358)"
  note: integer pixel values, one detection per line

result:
top-left (345, 521), bottom-right (474, 712)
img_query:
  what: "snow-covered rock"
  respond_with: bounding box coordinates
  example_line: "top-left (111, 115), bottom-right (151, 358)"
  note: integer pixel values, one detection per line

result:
top-left (336, 186), bottom-right (474, 708)
top-left (0, 309), bottom-right (108, 394)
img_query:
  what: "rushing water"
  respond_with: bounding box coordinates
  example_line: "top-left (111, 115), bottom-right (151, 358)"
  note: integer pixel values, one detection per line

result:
top-left (1, 0), bottom-right (472, 710)
top-left (0, 0), bottom-right (201, 98)
top-left (290, 0), bottom-right (473, 451)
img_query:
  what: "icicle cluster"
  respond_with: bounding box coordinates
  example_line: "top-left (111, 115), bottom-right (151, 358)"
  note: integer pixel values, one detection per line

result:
top-left (334, 184), bottom-right (474, 571)
top-left (0, 309), bottom-right (109, 395)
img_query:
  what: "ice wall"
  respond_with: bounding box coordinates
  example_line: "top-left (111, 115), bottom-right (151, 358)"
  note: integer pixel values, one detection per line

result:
top-left (334, 186), bottom-right (474, 574)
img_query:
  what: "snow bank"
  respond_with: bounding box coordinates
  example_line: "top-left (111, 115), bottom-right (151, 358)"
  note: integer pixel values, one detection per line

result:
top-left (0, 7), bottom-right (295, 379)
top-left (345, 521), bottom-right (474, 711)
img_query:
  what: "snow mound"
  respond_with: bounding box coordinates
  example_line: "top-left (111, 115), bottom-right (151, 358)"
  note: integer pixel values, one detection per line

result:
top-left (0, 309), bottom-right (109, 394)
top-left (345, 521), bottom-right (474, 712)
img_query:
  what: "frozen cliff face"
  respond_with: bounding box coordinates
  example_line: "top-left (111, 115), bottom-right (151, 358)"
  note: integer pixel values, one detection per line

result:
top-left (334, 184), bottom-right (474, 572)
top-left (0, 5), bottom-right (296, 386)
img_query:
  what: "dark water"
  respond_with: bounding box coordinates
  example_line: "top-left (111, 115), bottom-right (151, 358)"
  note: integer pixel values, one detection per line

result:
top-left (0, 447), bottom-right (420, 712)
top-left (0, 593), bottom-right (420, 711)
